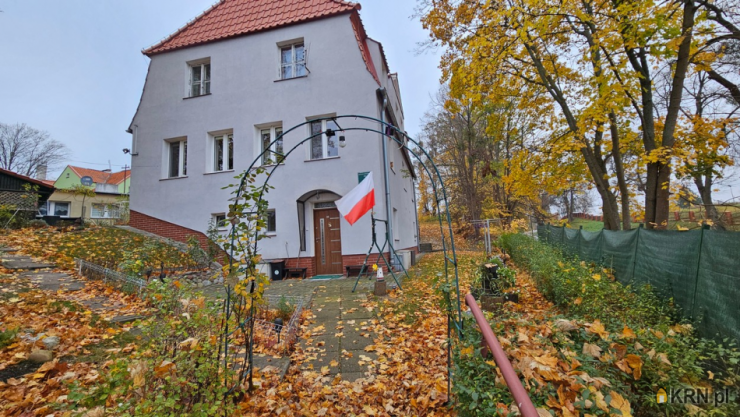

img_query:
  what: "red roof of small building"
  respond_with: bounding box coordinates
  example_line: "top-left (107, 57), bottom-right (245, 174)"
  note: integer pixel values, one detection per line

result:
top-left (143, 0), bottom-right (360, 56)
top-left (68, 166), bottom-right (130, 185)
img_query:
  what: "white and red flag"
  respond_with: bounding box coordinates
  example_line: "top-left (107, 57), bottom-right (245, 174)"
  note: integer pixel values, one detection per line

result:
top-left (336, 172), bottom-right (375, 225)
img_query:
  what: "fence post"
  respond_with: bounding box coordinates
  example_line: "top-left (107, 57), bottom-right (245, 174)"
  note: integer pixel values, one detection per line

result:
top-left (631, 224), bottom-right (642, 282)
top-left (562, 225), bottom-right (566, 247)
top-left (690, 225), bottom-right (709, 319)
top-left (578, 225), bottom-right (583, 259)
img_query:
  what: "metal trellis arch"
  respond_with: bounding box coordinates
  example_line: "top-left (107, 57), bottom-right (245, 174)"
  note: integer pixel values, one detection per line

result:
top-left (219, 114), bottom-right (462, 398)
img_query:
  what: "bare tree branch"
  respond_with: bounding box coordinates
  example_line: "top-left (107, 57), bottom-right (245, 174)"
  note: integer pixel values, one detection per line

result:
top-left (0, 123), bottom-right (69, 177)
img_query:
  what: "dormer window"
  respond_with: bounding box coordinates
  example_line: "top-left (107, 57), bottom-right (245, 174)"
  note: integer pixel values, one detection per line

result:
top-left (188, 59), bottom-right (211, 97)
top-left (280, 43), bottom-right (306, 79)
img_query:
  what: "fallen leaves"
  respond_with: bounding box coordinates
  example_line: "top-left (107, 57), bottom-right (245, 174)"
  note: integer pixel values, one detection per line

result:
top-left (583, 343), bottom-right (602, 358)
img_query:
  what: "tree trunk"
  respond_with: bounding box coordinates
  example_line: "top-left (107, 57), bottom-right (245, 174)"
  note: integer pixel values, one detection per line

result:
top-left (654, 0), bottom-right (697, 229)
top-left (609, 113), bottom-right (631, 230)
top-left (694, 174), bottom-right (721, 228)
top-left (581, 147), bottom-right (621, 230)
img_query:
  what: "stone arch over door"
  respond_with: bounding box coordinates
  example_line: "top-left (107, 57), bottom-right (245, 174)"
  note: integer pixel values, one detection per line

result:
top-left (296, 189), bottom-right (341, 253)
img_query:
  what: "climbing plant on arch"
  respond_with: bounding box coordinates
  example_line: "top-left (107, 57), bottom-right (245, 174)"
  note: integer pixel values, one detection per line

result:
top-left (218, 115), bottom-right (463, 397)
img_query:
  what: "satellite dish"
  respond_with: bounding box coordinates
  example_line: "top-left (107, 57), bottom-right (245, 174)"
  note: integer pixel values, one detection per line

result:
top-left (80, 176), bottom-right (94, 186)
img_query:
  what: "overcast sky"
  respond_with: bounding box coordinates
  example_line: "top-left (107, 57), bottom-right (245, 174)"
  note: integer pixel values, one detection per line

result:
top-left (0, 0), bottom-right (442, 178)
top-left (2, 1), bottom-right (737, 207)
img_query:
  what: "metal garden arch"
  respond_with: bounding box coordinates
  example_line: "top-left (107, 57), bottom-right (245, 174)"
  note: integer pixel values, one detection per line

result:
top-left (220, 115), bottom-right (463, 398)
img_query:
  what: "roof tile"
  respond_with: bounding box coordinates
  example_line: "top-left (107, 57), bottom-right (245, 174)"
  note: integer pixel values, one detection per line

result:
top-left (144, 0), bottom-right (359, 55)
top-left (68, 166), bottom-right (131, 186)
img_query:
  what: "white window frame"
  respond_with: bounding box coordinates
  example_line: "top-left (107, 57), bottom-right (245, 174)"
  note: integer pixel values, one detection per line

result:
top-left (45, 201), bottom-right (70, 217)
top-left (165, 138), bottom-right (188, 178)
top-left (208, 131), bottom-right (234, 172)
top-left (308, 119), bottom-right (340, 160)
top-left (187, 58), bottom-right (211, 97)
top-left (212, 213), bottom-right (228, 230)
top-left (91, 203), bottom-right (121, 219)
top-left (259, 125), bottom-right (284, 166)
top-left (279, 42), bottom-right (306, 80)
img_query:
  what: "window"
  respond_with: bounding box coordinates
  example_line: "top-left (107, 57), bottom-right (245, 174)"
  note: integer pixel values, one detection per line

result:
top-left (310, 119), bottom-right (339, 160)
top-left (91, 203), bottom-right (120, 219)
top-left (40, 201), bottom-right (70, 217)
top-left (189, 60), bottom-right (211, 97)
top-left (213, 213), bottom-right (227, 229)
top-left (247, 210), bottom-right (276, 233)
top-left (260, 126), bottom-right (283, 165)
top-left (280, 43), bottom-right (306, 79)
top-left (167, 138), bottom-right (187, 178)
top-left (266, 209), bottom-right (276, 233)
top-left (211, 133), bottom-right (233, 172)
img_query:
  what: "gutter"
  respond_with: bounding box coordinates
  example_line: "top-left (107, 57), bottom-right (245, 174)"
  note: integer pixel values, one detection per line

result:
top-left (377, 87), bottom-right (393, 248)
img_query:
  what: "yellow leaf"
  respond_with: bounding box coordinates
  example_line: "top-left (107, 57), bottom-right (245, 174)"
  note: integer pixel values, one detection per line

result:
top-left (321, 366), bottom-right (330, 376)
top-left (621, 326), bottom-right (636, 340)
top-left (592, 274), bottom-right (601, 281)
top-left (625, 354), bottom-right (643, 380)
top-left (608, 390), bottom-right (632, 416)
top-left (588, 320), bottom-right (610, 340)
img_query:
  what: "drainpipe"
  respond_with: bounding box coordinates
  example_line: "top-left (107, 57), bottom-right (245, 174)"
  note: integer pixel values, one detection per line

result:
top-left (377, 88), bottom-right (393, 255)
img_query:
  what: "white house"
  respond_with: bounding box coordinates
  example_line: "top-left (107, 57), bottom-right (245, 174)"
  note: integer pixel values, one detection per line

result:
top-left (127, 0), bottom-right (418, 277)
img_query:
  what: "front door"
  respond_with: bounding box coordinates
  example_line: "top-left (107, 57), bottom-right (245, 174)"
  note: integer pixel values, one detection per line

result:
top-left (314, 208), bottom-right (343, 275)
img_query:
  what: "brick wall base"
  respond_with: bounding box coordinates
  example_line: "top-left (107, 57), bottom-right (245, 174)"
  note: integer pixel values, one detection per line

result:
top-left (129, 210), bottom-right (214, 252)
top-left (281, 246), bottom-right (418, 279)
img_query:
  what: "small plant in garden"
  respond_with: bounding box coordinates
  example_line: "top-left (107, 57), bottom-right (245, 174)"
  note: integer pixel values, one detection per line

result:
top-left (217, 168), bottom-right (274, 392)
top-left (0, 327), bottom-right (19, 349)
top-left (276, 295), bottom-right (293, 322)
top-left (67, 280), bottom-right (236, 416)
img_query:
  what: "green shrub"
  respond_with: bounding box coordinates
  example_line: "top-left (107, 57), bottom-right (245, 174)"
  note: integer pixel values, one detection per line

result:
top-left (27, 219), bottom-right (48, 229)
top-left (495, 233), bottom-right (740, 415)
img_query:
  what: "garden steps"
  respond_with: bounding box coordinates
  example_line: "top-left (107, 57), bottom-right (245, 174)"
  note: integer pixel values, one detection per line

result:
top-left (1, 253), bottom-right (54, 270)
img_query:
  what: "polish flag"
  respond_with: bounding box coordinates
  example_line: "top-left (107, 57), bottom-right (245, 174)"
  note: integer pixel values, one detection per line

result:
top-left (336, 172), bottom-right (375, 225)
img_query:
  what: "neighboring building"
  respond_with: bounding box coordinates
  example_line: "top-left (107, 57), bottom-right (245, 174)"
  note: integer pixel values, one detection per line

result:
top-left (127, 0), bottom-right (418, 277)
top-left (0, 168), bottom-right (54, 219)
top-left (42, 165), bottom-right (131, 223)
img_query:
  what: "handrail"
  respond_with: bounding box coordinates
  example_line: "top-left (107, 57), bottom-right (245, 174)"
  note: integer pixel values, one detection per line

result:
top-left (464, 293), bottom-right (538, 417)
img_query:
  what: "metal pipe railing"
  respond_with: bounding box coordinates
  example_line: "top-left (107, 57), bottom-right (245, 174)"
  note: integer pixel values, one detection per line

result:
top-left (464, 293), bottom-right (539, 417)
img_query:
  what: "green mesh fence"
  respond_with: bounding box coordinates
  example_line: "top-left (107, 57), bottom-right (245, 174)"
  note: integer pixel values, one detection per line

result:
top-left (537, 224), bottom-right (740, 343)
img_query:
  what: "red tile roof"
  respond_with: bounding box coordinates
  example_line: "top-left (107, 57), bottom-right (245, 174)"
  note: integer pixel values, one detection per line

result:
top-left (68, 166), bottom-right (131, 185)
top-left (349, 9), bottom-right (380, 85)
top-left (143, 0), bottom-right (360, 56)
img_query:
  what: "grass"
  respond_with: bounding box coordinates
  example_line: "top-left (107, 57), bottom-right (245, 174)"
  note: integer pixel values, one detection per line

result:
top-left (567, 218), bottom-right (604, 231)
top-left (563, 206), bottom-right (740, 231)
top-left (0, 327), bottom-right (19, 349)
top-left (0, 225), bottom-right (197, 271)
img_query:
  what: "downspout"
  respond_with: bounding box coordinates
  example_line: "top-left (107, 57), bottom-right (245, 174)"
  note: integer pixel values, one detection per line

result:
top-left (377, 88), bottom-right (394, 254)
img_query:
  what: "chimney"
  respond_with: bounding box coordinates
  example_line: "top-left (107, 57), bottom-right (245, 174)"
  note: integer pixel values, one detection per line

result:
top-left (36, 164), bottom-right (47, 181)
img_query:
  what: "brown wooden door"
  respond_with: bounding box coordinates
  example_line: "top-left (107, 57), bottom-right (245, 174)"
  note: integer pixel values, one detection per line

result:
top-left (314, 208), bottom-right (342, 275)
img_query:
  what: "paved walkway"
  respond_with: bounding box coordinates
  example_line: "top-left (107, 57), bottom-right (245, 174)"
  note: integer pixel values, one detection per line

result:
top-left (294, 276), bottom-right (383, 382)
